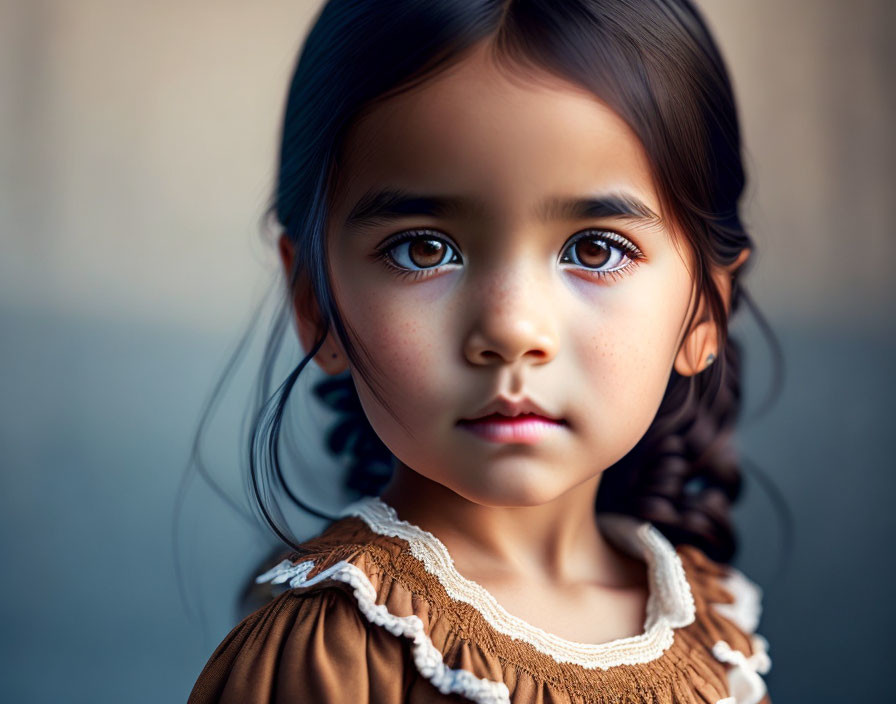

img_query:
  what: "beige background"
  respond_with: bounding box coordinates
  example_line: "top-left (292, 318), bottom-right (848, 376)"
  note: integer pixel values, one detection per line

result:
top-left (1, 2), bottom-right (893, 702)
top-left (2, 0), bottom-right (893, 328)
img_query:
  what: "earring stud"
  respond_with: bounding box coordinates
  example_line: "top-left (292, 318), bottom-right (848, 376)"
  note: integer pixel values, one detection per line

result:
top-left (705, 353), bottom-right (716, 367)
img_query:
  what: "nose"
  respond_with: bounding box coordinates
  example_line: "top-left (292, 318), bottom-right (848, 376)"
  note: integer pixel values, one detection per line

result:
top-left (462, 268), bottom-right (559, 367)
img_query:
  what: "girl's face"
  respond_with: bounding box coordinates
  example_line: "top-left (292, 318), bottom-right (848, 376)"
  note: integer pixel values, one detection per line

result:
top-left (321, 47), bottom-right (702, 508)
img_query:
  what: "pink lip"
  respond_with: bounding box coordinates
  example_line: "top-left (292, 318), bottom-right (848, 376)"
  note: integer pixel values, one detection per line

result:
top-left (457, 413), bottom-right (567, 444)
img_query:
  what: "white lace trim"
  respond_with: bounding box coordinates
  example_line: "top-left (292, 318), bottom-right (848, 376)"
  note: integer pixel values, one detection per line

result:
top-left (712, 635), bottom-right (771, 704)
top-left (256, 558), bottom-right (511, 704)
top-left (708, 565), bottom-right (771, 703)
top-left (713, 567), bottom-right (763, 634)
top-left (341, 496), bottom-right (696, 669)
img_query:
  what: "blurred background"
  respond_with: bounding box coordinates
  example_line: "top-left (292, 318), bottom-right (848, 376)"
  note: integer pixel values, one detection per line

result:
top-left (1, 0), bottom-right (893, 701)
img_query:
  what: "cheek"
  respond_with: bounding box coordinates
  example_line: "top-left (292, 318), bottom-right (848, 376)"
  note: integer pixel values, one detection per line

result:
top-left (573, 276), bottom-right (690, 443)
top-left (333, 275), bottom-right (456, 422)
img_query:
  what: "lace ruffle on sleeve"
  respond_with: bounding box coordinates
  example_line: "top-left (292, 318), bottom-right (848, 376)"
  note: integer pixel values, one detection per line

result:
top-left (678, 545), bottom-right (772, 704)
top-left (188, 584), bottom-right (411, 704)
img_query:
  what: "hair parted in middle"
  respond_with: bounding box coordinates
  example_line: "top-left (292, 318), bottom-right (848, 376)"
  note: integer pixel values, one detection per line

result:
top-left (251, 0), bottom-right (764, 563)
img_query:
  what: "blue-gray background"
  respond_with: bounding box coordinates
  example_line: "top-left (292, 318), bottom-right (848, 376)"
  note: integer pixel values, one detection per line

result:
top-left (1, 1), bottom-right (893, 701)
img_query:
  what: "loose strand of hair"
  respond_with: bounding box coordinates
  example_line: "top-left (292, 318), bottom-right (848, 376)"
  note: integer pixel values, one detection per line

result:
top-left (738, 287), bottom-right (786, 422)
top-left (173, 285), bottom-right (275, 629)
top-left (249, 333), bottom-right (336, 551)
top-left (740, 454), bottom-right (795, 591)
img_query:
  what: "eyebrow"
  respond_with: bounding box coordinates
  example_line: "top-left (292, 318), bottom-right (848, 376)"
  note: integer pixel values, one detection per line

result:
top-left (537, 193), bottom-right (662, 225)
top-left (344, 187), bottom-right (662, 229)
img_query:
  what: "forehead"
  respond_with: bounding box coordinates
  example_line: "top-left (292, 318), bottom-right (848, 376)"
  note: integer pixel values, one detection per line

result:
top-left (332, 46), bottom-right (662, 223)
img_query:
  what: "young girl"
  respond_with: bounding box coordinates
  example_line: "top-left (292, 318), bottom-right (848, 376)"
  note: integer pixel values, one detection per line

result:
top-left (190, 1), bottom-right (772, 702)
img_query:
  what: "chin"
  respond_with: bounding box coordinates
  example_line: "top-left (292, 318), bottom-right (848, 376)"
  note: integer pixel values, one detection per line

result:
top-left (448, 468), bottom-right (575, 509)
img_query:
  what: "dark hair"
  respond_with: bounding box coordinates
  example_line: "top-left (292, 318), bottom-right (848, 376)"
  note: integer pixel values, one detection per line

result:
top-left (247, 0), bottom-right (775, 564)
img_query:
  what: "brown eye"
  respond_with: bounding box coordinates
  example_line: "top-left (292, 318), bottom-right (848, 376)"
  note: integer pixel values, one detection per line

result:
top-left (574, 239), bottom-right (611, 268)
top-left (384, 231), bottom-right (461, 271)
top-left (560, 230), bottom-right (641, 274)
top-left (408, 238), bottom-right (447, 268)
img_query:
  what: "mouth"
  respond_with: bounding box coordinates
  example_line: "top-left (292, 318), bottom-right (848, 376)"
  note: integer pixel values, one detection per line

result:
top-left (456, 412), bottom-right (568, 445)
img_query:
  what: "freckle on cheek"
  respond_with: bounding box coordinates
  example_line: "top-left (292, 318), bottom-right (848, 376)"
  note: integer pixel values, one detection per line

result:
top-left (381, 327), bottom-right (432, 378)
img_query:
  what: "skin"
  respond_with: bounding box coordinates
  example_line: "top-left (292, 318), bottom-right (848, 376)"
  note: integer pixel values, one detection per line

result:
top-left (280, 44), bottom-right (748, 643)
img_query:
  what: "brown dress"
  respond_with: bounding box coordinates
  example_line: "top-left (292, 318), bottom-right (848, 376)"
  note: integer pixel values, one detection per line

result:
top-left (189, 498), bottom-right (771, 704)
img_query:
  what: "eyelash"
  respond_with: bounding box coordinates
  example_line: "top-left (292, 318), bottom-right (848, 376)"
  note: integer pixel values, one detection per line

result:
top-left (372, 228), bottom-right (645, 282)
top-left (371, 229), bottom-right (462, 281)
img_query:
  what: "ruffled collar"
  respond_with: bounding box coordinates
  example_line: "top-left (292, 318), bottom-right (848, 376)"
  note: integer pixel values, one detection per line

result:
top-left (340, 496), bottom-right (696, 669)
top-left (257, 496), bottom-right (768, 703)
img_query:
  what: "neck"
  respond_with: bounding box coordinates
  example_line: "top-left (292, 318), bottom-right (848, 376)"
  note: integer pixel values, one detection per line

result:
top-left (379, 463), bottom-right (641, 588)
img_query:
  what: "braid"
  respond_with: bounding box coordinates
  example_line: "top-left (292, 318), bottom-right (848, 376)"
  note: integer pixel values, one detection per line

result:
top-left (312, 374), bottom-right (395, 497)
top-left (312, 330), bottom-right (745, 562)
top-left (597, 335), bottom-right (744, 562)
top-left (251, 0), bottom-right (767, 567)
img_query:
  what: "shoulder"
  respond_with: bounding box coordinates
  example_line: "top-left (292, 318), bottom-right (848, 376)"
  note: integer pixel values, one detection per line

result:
top-left (675, 543), bottom-right (773, 704)
top-left (190, 513), bottom-right (506, 704)
top-left (675, 544), bottom-right (767, 640)
top-left (189, 517), bottom-right (416, 704)
top-left (189, 584), bottom-right (415, 704)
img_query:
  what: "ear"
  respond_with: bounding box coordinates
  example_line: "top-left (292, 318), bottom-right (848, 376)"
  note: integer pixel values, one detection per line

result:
top-left (674, 248), bottom-right (751, 377)
top-left (278, 233), bottom-right (349, 375)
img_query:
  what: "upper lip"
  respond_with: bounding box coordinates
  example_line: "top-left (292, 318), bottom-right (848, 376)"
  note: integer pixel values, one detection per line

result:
top-left (459, 396), bottom-right (565, 423)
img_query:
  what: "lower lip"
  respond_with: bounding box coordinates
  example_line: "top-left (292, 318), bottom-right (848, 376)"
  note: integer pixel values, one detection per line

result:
top-left (457, 414), bottom-right (567, 444)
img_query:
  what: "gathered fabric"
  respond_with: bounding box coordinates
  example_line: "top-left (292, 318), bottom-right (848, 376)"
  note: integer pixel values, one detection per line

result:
top-left (189, 498), bottom-right (770, 704)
